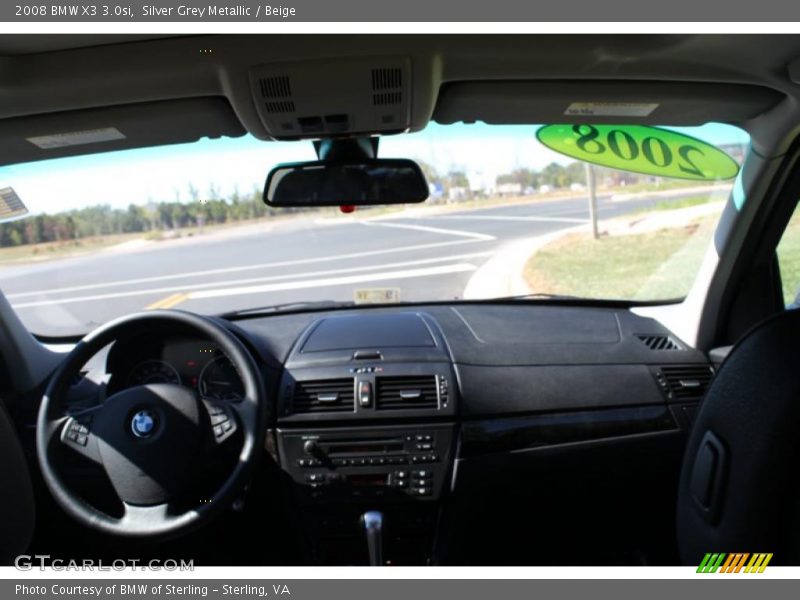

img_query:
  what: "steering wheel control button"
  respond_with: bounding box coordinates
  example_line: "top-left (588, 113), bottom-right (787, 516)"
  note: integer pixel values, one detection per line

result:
top-left (64, 415), bottom-right (94, 446)
top-left (202, 401), bottom-right (237, 443)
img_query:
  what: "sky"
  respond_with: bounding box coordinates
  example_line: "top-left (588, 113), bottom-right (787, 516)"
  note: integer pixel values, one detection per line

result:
top-left (0, 122), bottom-right (750, 216)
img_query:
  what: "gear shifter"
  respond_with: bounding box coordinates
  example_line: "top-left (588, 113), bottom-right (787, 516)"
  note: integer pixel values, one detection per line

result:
top-left (360, 511), bottom-right (384, 566)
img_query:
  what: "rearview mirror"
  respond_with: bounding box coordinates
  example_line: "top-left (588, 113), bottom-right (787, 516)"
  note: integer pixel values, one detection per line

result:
top-left (263, 159), bottom-right (429, 207)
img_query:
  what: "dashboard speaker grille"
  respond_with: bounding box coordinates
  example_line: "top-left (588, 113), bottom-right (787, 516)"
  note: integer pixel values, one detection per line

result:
top-left (259, 75), bottom-right (292, 98)
top-left (371, 67), bottom-right (403, 106)
top-left (637, 334), bottom-right (682, 351)
top-left (264, 100), bottom-right (296, 114)
top-left (376, 375), bottom-right (439, 410)
top-left (372, 67), bottom-right (402, 90)
top-left (258, 76), bottom-right (295, 114)
top-left (293, 378), bottom-right (355, 413)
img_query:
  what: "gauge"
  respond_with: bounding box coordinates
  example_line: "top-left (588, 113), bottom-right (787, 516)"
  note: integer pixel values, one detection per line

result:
top-left (199, 356), bottom-right (244, 401)
top-left (127, 359), bottom-right (181, 387)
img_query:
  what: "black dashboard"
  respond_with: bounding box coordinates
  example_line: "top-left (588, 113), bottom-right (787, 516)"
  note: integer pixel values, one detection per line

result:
top-left (78, 302), bottom-right (712, 565)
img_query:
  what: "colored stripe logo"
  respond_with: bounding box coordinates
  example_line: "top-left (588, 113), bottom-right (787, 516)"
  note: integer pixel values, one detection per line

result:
top-left (697, 553), bottom-right (773, 573)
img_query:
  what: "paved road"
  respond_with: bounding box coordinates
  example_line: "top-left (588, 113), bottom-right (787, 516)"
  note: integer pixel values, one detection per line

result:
top-left (0, 189), bottom-right (724, 336)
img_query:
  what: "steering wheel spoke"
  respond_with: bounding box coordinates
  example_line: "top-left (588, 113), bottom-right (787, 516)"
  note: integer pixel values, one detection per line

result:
top-left (120, 501), bottom-right (174, 529)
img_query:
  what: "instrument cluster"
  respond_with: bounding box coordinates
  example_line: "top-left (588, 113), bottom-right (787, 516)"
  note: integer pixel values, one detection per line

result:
top-left (112, 337), bottom-right (245, 402)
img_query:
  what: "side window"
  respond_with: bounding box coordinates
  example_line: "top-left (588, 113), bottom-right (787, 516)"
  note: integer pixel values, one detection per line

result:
top-left (777, 202), bottom-right (800, 307)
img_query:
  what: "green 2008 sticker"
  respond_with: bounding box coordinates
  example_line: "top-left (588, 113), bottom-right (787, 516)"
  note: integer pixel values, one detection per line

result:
top-left (536, 124), bottom-right (740, 181)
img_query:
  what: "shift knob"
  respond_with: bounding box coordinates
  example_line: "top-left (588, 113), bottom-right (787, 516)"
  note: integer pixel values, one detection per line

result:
top-left (361, 511), bottom-right (384, 566)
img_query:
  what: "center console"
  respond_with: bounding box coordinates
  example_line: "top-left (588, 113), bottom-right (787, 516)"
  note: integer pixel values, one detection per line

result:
top-left (272, 311), bottom-right (457, 565)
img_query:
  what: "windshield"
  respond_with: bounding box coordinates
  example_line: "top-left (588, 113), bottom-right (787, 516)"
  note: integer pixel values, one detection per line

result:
top-left (0, 122), bottom-right (749, 337)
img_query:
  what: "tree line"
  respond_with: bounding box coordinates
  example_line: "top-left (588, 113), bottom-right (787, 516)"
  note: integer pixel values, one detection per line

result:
top-left (0, 187), bottom-right (315, 248)
top-left (0, 160), bottom-right (647, 249)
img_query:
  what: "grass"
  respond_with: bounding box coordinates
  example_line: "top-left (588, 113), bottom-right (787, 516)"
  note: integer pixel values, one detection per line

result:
top-left (524, 216), bottom-right (718, 301)
top-left (609, 179), bottom-right (718, 194)
top-left (0, 233), bottom-right (144, 265)
top-left (777, 209), bottom-right (800, 306)
top-left (524, 201), bottom-right (800, 304)
top-left (639, 195), bottom-right (712, 213)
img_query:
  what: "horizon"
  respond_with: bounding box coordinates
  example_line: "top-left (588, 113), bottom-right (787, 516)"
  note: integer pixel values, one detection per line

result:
top-left (0, 122), bottom-right (749, 217)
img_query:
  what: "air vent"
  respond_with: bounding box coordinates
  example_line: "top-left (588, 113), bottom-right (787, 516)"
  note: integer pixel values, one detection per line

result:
top-left (376, 375), bottom-right (439, 411)
top-left (655, 365), bottom-right (714, 400)
top-left (293, 378), bottom-right (355, 414)
top-left (372, 67), bottom-right (403, 106)
top-left (637, 334), bottom-right (682, 351)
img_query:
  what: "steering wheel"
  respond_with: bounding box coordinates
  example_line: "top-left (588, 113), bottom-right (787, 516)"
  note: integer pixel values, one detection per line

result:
top-left (36, 310), bottom-right (267, 539)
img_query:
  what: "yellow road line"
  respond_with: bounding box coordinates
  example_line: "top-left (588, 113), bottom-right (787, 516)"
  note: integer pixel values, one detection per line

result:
top-left (146, 292), bottom-right (188, 310)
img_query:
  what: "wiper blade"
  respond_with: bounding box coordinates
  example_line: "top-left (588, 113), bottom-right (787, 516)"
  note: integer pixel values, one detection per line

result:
top-left (219, 300), bottom-right (356, 318)
top-left (493, 292), bottom-right (585, 301)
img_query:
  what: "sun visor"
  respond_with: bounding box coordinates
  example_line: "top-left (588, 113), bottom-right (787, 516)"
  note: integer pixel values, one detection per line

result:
top-left (433, 81), bottom-right (785, 126)
top-left (0, 97), bottom-right (246, 167)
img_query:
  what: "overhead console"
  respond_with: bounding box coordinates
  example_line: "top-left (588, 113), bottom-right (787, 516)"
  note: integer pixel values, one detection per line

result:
top-left (249, 57), bottom-right (412, 140)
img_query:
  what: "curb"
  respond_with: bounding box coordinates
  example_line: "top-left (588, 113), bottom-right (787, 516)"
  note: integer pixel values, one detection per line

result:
top-left (462, 224), bottom-right (589, 299)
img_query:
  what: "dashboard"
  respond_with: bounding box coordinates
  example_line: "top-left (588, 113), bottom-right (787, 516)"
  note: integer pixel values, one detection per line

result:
top-left (78, 302), bottom-right (714, 565)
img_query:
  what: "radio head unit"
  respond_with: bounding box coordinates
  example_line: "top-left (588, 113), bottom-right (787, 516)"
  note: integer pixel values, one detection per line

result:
top-left (277, 424), bottom-right (455, 504)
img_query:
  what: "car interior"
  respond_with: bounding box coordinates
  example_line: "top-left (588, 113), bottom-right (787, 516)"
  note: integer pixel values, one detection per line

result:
top-left (2, 34), bottom-right (800, 567)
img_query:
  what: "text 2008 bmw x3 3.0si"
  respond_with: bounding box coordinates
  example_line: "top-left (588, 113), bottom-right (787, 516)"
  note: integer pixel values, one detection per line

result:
top-left (0, 34), bottom-right (799, 567)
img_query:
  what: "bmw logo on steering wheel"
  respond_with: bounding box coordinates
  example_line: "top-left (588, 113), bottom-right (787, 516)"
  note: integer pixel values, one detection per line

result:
top-left (130, 409), bottom-right (157, 438)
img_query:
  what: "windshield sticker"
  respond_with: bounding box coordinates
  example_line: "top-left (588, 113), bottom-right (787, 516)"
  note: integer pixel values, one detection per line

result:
top-left (536, 124), bottom-right (740, 181)
top-left (27, 127), bottom-right (126, 149)
top-left (0, 187), bottom-right (28, 222)
top-left (354, 287), bottom-right (401, 304)
top-left (564, 102), bottom-right (659, 117)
